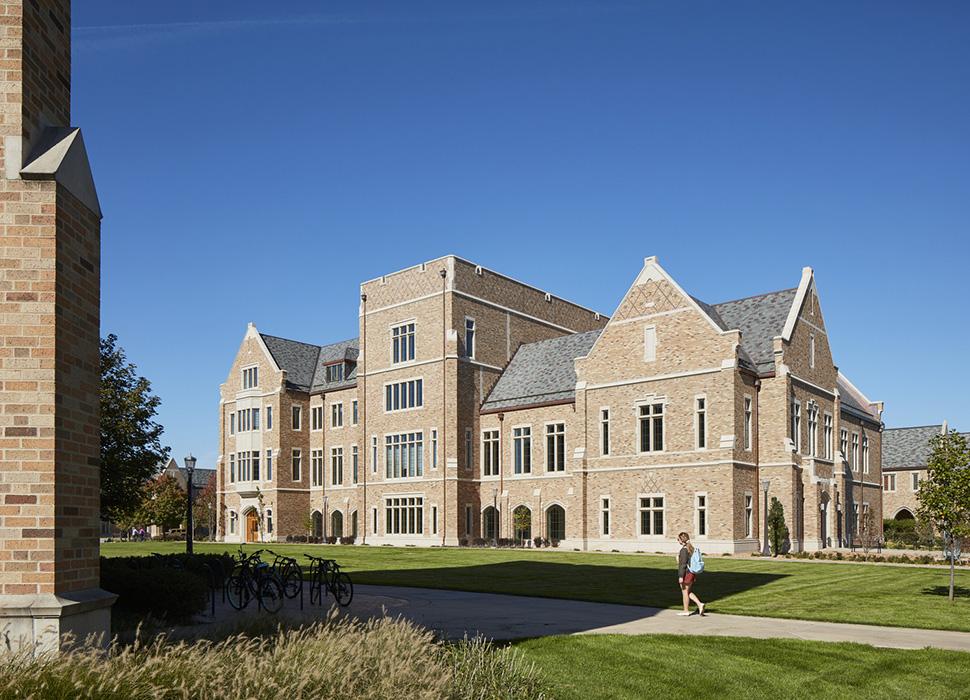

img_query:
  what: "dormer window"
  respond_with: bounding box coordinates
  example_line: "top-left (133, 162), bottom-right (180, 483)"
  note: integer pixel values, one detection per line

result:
top-left (326, 362), bottom-right (344, 383)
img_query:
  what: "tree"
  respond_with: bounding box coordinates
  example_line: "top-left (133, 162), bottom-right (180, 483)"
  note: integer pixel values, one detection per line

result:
top-left (512, 508), bottom-right (532, 544)
top-left (142, 473), bottom-right (186, 532)
top-left (100, 334), bottom-right (170, 522)
top-left (767, 497), bottom-right (789, 556)
top-left (859, 507), bottom-right (876, 556)
top-left (192, 477), bottom-right (216, 541)
top-left (916, 431), bottom-right (970, 602)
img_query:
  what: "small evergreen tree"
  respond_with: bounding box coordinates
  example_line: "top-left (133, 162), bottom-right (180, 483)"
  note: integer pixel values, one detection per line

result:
top-left (767, 497), bottom-right (789, 556)
top-left (916, 431), bottom-right (970, 602)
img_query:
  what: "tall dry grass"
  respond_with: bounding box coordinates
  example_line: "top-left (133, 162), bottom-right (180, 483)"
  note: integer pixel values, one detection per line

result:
top-left (0, 614), bottom-right (549, 699)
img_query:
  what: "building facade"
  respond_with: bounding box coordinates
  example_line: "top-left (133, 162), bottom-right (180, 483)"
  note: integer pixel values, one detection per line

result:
top-left (216, 256), bottom-right (884, 553)
top-left (882, 424), bottom-right (968, 521)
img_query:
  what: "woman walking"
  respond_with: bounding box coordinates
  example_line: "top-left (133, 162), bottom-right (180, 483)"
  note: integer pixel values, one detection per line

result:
top-left (677, 531), bottom-right (705, 616)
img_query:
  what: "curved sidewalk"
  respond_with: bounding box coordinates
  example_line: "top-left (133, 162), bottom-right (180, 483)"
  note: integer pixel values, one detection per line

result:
top-left (344, 584), bottom-right (970, 653)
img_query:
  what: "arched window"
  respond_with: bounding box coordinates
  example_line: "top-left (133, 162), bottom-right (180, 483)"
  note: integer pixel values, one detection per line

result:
top-left (351, 510), bottom-right (359, 539)
top-left (312, 510), bottom-right (323, 539)
top-left (229, 511), bottom-right (238, 534)
top-left (894, 508), bottom-right (915, 521)
top-left (513, 506), bottom-right (532, 543)
top-left (331, 510), bottom-right (344, 538)
top-left (265, 509), bottom-right (274, 535)
top-left (483, 506), bottom-right (499, 540)
top-left (546, 504), bottom-right (565, 541)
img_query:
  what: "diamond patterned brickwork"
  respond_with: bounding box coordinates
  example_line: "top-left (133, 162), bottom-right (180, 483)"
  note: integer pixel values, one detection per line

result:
top-left (612, 278), bottom-right (684, 322)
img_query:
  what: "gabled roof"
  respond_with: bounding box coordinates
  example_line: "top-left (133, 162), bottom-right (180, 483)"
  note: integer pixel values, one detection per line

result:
top-left (481, 330), bottom-right (602, 412)
top-left (710, 288), bottom-right (798, 374)
top-left (259, 333), bottom-right (359, 393)
top-left (836, 373), bottom-right (882, 423)
top-left (883, 425), bottom-right (969, 471)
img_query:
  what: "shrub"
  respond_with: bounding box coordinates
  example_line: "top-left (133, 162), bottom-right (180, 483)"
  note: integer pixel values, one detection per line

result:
top-left (472, 537), bottom-right (486, 547)
top-left (325, 536), bottom-right (338, 545)
top-left (550, 539), bottom-right (560, 548)
top-left (459, 538), bottom-right (469, 547)
top-left (339, 536), bottom-right (356, 545)
top-left (0, 617), bottom-right (550, 699)
top-left (533, 537), bottom-right (543, 549)
top-left (101, 557), bottom-right (209, 622)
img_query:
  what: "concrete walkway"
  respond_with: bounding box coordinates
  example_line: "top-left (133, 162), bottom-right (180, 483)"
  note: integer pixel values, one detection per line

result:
top-left (195, 584), bottom-right (970, 653)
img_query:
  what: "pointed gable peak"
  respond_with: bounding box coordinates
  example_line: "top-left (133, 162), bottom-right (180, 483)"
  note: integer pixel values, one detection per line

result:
top-left (20, 127), bottom-right (101, 218)
top-left (782, 266), bottom-right (815, 341)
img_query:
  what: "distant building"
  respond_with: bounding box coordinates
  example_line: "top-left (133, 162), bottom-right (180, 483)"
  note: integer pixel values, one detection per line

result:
top-left (882, 423), bottom-right (968, 520)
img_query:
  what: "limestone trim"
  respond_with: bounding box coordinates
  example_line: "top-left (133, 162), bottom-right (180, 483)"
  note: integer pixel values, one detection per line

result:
top-left (584, 366), bottom-right (722, 391)
top-left (782, 267), bottom-right (814, 341)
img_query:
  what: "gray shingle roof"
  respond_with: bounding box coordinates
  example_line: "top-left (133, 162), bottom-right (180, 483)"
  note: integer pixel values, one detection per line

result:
top-left (883, 425), bottom-right (945, 471)
top-left (837, 374), bottom-right (881, 423)
top-left (481, 330), bottom-right (602, 412)
top-left (260, 333), bottom-right (358, 393)
top-left (711, 288), bottom-right (797, 374)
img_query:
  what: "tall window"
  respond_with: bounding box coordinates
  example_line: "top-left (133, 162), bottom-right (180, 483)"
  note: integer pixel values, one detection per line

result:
top-left (883, 474), bottom-right (896, 491)
top-left (252, 451), bottom-right (260, 481)
top-left (431, 506), bottom-right (438, 535)
top-left (638, 496), bottom-right (664, 536)
top-left (331, 447), bottom-right (343, 486)
top-left (744, 494), bottom-right (753, 538)
top-left (332, 403), bottom-right (343, 428)
top-left (809, 334), bottom-right (816, 369)
top-left (311, 449), bottom-right (323, 487)
top-left (266, 406), bottom-right (272, 430)
top-left (465, 429), bottom-right (473, 469)
top-left (600, 409), bottom-right (610, 456)
top-left (292, 449), bottom-right (302, 482)
top-left (482, 430), bottom-right (500, 476)
top-left (252, 408), bottom-right (260, 431)
top-left (230, 412), bottom-right (235, 435)
top-left (851, 433), bottom-right (859, 469)
top-left (229, 453), bottom-right (235, 482)
top-left (638, 403), bottom-right (664, 453)
top-left (464, 317), bottom-right (476, 358)
top-left (229, 511), bottom-right (237, 534)
top-left (465, 505), bottom-right (473, 537)
top-left (266, 509), bottom-right (273, 534)
top-left (265, 449), bottom-right (273, 481)
top-left (743, 397), bottom-right (752, 450)
top-left (695, 398), bottom-right (707, 449)
top-left (385, 432), bottom-right (424, 479)
top-left (912, 472), bottom-right (920, 491)
top-left (385, 496), bottom-right (423, 535)
top-left (325, 363), bottom-right (344, 383)
top-left (823, 414), bottom-right (833, 460)
top-left (311, 406), bottom-right (323, 431)
top-left (514, 427), bottom-right (532, 474)
top-left (372, 436), bottom-right (378, 474)
top-left (862, 435), bottom-right (870, 474)
top-left (546, 505), bottom-right (565, 541)
top-left (385, 378), bottom-right (423, 412)
top-left (292, 405), bottom-right (302, 431)
top-left (352, 400), bottom-right (359, 425)
top-left (391, 322), bottom-right (415, 364)
top-left (696, 494), bottom-right (707, 536)
top-left (601, 497), bottom-right (611, 537)
top-left (790, 398), bottom-right (801, 452)
top-left (546, 423), bottom-right (565, 472)
top-left (840, 429), bottom-right (848, 462)
top-left (242, 366), bottom-right (258, 389)
top-left (431, 429), bottom-right (438, 469)
top-left (352, 445), bottom-right (359, 484)
top-left (807, 403), bottom-right (818, 457)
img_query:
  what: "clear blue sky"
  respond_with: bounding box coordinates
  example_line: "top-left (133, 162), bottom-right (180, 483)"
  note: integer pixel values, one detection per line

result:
top-left (73, 1), bottom-right (970, 468)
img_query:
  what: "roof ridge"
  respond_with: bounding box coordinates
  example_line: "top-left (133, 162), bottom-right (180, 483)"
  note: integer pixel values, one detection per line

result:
top-left (259, 332), bottom-right (323, 350)
top-left (713, 287), bottom-right (798, 308)
top-left (884, 424), bottom-right (945, 431)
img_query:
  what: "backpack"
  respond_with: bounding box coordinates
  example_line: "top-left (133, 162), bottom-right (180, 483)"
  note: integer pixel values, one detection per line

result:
top-left (688, 547), bottom-right (705, 574)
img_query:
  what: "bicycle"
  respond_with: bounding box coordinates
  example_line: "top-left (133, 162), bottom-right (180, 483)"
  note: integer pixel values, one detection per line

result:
top-left (225, 549), bottom-right (286, 613)
top-left (306, 554), bottom-right (354, 607)
top-left (266, 549), bottom-right (303, 599)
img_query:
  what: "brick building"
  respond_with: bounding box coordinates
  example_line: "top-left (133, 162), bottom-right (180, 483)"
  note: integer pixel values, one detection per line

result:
top-left (882, 423), bottom-right (968, 521)
top-left (216, 256), bottom-right (884, 553)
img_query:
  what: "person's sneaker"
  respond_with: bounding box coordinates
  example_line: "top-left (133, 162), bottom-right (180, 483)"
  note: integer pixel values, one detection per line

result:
top-left (698, 603), bottom-right (706, 616)
top-left (676, 611), bottom-right (692, 616)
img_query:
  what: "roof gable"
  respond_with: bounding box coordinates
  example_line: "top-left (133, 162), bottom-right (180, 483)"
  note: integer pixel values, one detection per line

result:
top-left (712, 288), bottom-right (797, 374)
top-left (259, 334), bottom-right (321, 392)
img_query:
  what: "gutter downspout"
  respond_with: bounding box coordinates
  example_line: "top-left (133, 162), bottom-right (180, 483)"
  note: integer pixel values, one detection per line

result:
top-left (360, 292), bottom-right (367, 545)
top-left (440, 268), bottom-right (448, 546)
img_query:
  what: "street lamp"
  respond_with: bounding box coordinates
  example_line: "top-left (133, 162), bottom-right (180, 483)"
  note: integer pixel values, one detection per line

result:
top-left (184, 454), bottom-right (197, 554)
top-left (761, 479), bottom-right (771, 556)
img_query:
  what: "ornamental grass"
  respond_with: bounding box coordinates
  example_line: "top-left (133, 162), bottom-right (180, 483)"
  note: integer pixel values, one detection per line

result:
top-left (0, 615), bottom-right (548, 700)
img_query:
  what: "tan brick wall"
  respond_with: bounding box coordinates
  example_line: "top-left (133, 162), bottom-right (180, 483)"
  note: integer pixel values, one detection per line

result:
top-left (882, 469), bottom-right (922, 520)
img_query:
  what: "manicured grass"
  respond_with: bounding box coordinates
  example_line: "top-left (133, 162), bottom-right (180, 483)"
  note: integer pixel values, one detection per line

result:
top-left (102, 541), bottom-right (970, 632)
top-left (514, 634), bottom-right (970, 700)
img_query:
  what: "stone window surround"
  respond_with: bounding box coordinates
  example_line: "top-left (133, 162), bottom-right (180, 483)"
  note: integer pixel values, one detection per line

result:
top-left (636, 397), bottom-right (667, 454)
top-left (599, 407), bottom-right (611, 457)
top-left (382, 376), bottom-right (425, 414)
top-left (331, 402), bottom-right (344, 429)
top-left (695, 491), bottom-right (708, 539)
top-left (544, 421), bottom-right (566, 472)
top-left (481, 428), bottom-right (500, 478)
top-left (694, 394), bottom-right (708, 451)
top-left (637, 492), bottom-right (666, 538)
top-left (512, 424), bottom-right (533, 475)
top-left (390, 318), bottom-right (417, 365)
top-left (600, 495), bottom-right (611, 537)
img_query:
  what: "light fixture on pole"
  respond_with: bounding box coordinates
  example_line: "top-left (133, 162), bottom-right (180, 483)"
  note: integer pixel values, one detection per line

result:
top-left (184, 453), bottom-right (197, 555)
top-left (761, 478), bottom-right (771, 556)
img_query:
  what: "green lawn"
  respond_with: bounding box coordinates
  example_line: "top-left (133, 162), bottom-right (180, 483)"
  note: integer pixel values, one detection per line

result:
top-left (102, 541), bottom-right (970, 632)
top-left (515, 634), bottom-right (970, 700)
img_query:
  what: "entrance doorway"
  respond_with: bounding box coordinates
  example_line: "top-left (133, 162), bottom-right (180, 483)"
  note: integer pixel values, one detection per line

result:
top-left (245, 509), bottom-right (260, 543)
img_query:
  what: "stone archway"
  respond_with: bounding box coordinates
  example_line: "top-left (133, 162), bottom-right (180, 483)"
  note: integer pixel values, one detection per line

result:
top-left (244, 509), bottom-right (260, 543)
top-left (894, 508), bottom-right (915, 521)
top-left (546, 504), bottom-right (565, 541)
top-left (331, 510), bottom-right (344, 538)
top-left (311, 511), bottom-right (323, 540)
top-left (482, 506), bottom-right (499, 541)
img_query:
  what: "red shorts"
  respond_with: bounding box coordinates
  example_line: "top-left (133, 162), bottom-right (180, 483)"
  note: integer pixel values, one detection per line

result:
top-left (683, 571), bottom-right (697, 586)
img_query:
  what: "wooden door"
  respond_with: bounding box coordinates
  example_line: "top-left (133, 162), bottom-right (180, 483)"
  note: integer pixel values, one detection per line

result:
top-left (245, 510), bottom-right (259, 542)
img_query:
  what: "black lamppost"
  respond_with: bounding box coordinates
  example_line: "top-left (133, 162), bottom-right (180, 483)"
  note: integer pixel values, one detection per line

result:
top-left (761, 479), bottom-right (771, 556)
top-left (185, 453), bottom-right (197, 554)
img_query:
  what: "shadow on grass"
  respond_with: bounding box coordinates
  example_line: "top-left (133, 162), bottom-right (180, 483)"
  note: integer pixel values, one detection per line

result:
top-left (305, 560), bottom-right (789, 610)
top-left (922, 586), bottom-right (970, 598)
